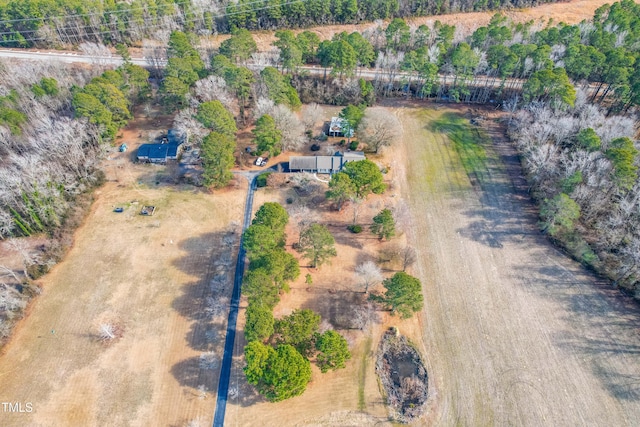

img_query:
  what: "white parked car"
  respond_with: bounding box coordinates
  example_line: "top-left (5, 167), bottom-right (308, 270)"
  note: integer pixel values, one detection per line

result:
top-left (255, 157), bottom-right (264, 166)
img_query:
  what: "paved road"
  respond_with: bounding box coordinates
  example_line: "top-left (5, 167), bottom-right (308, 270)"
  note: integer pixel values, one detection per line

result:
top-left (0, 48), bottom-right (149, 66)
top-left (212, 172), bottom-right (258, 427)
top-left (0, 47), bottom-right (531, 91)
top-left (0, 48), bottom-right (605, 98)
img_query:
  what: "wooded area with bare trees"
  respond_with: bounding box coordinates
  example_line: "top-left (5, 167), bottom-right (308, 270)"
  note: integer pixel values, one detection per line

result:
top-left (0, 0), bottom-right (563, 48)
top-left (0, 58), bottom-right (150, 342)
top-left (508, 92), bottom-right (640, 294)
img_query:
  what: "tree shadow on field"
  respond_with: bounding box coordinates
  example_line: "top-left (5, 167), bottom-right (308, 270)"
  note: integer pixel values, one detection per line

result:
top-left (593, 363), bottom-right (640, 401)
top-left (514, 262), bottom-right (640, 402)
top-left (428, 112), bottom-right (542, 250)
top-left (455, 174), bottom-right (539, 249)
top-left (227, 359), bottom-right (266, 408)
top-left (301, 290), bottom-right (366, 330)
top-left (170, 230), bottom-right (240, 387)
top-left (328, 223), bottom-right (374, 251)
top-left (171, 231), bottom-right (232, 320)
top-left (170, 356), bottom-right (217, 391)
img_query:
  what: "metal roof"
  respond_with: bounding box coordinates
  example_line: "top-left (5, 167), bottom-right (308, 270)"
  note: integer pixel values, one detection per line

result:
top-left (289, 156), bottom-right (317, 170)
top-left (342, 151), bottom-right (365, 162)
top-left (137, 129), bottom-right (184, 161)
top-left (289, 152), bottom-right (366, 172)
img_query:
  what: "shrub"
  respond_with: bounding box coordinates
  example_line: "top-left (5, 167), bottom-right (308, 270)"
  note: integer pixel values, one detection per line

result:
top-left (310, 144), bottom-right (321, 151)
top-left (349, 140), bottom-right (358, 150)
top-left (256, 172), bottom-right (272, 187)
top-left (348, 224), bottom-right (363, 233)
top-left (286, 197), bottom-right (294, 204)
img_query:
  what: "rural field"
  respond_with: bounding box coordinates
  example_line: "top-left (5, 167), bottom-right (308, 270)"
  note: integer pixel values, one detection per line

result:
top-left (397, 105), bottom-right (640, 425)
top-left (0, 117), bottom-right (245, 427)
top-left (2, 102), bottom-right (640, 427)
top-left (224, 103), bottom-right (640, 426)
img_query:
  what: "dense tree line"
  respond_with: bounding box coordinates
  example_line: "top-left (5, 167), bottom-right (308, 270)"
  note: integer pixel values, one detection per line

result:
top-left (241, 202), bottom-right (350, 401)
top-left (0, 59), bottom-right (148, 340)
top-left (0, 60), bottom-right (149, 240)
top-left (0, 0), bottom-right (563, 48)
top-left (507, 92), bottom-right (640, 294)
top-left (277, 1), bottom-right (640, 111)
top-left (72, 64), bottom-right (149, 139)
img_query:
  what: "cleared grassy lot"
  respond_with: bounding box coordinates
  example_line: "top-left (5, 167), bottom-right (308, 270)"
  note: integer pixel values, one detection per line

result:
top-left (397, 106), bottom-right (640, 426)
top-left (0, 135), bottom-right (245, 426)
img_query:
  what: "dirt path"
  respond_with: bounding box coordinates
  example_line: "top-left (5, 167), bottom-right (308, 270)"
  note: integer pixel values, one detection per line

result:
top-left (394, 105), bottom-right (640, 426)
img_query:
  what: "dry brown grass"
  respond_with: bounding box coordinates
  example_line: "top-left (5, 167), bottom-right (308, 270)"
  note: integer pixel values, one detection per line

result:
top-left (224, 104), bottom-right (422, 426)
top-left (0, 112), bottom-right (245, 427)
top-left (393, 103), bottom-right (640, 426)
top-left (227, 101), bottom-right (640, 426)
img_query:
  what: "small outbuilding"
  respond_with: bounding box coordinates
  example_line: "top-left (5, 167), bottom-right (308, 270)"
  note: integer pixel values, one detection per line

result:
top-left (328, 117), bottom-right (354, 138)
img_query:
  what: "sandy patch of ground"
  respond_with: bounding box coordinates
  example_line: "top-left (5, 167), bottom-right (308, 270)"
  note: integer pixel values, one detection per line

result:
top-left (0, 113), bottom-right (246, 426)
top-left (393, 104), bottom-right (640, 425)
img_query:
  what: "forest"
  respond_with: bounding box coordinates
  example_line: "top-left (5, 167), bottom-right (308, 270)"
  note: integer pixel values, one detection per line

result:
top-left (0, 0), bottom-right (562, 47)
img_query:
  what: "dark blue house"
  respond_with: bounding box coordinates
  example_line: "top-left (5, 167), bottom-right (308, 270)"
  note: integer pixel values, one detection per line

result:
top-left (137, 130), bottom-right (185, 164)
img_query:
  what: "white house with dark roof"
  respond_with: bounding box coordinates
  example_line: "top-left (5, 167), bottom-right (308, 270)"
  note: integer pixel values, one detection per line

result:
top-left (289, 151), bottom-right (365, 174)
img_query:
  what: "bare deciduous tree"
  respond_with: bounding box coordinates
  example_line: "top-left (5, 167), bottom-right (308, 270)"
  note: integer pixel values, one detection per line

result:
top-left (288, 205), bottom-right (320, 229)
top-left (290, 172), bottom-right (319, 195)
top-left (400, 246), bottom-right (417, 271)
top-left (251, 49), bottom-right (280, 70)
top-left (253, 97), bottom-right (276, 119)
top-left (173, 108), bottom-right (209, 147)
top-left (271, 104), bottom-right (307, 152)
top-left (0, 265), bottom-right (20, 284)
top-left (352, 302), bottom-right (379, 330)
top-left (350, 196), bottom-right (364, 224)
top-left (193, 76), bottom-right (235, 111)
top-left (358, 109), bottom-right (401, 153)
top-left (302, 103), bottom-right (322, 132)
top-left (0, 284), bottom-right (27, 313)
top-left (7, 239), bottom-right (40, 279)
top-left (354, 261), bottom-right (383, 293)
top-left (98, 323), bottom-right (119, 341)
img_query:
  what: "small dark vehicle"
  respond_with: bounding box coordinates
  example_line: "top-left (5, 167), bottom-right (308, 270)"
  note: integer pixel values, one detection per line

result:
top-left (114, 207), bottom-right (124, 213)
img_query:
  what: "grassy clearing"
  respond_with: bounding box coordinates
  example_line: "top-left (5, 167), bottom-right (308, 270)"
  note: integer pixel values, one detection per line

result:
top-left (431, 112), bottom-right (489, 181)
top-left (410, 109), bottom-right (472, 193)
